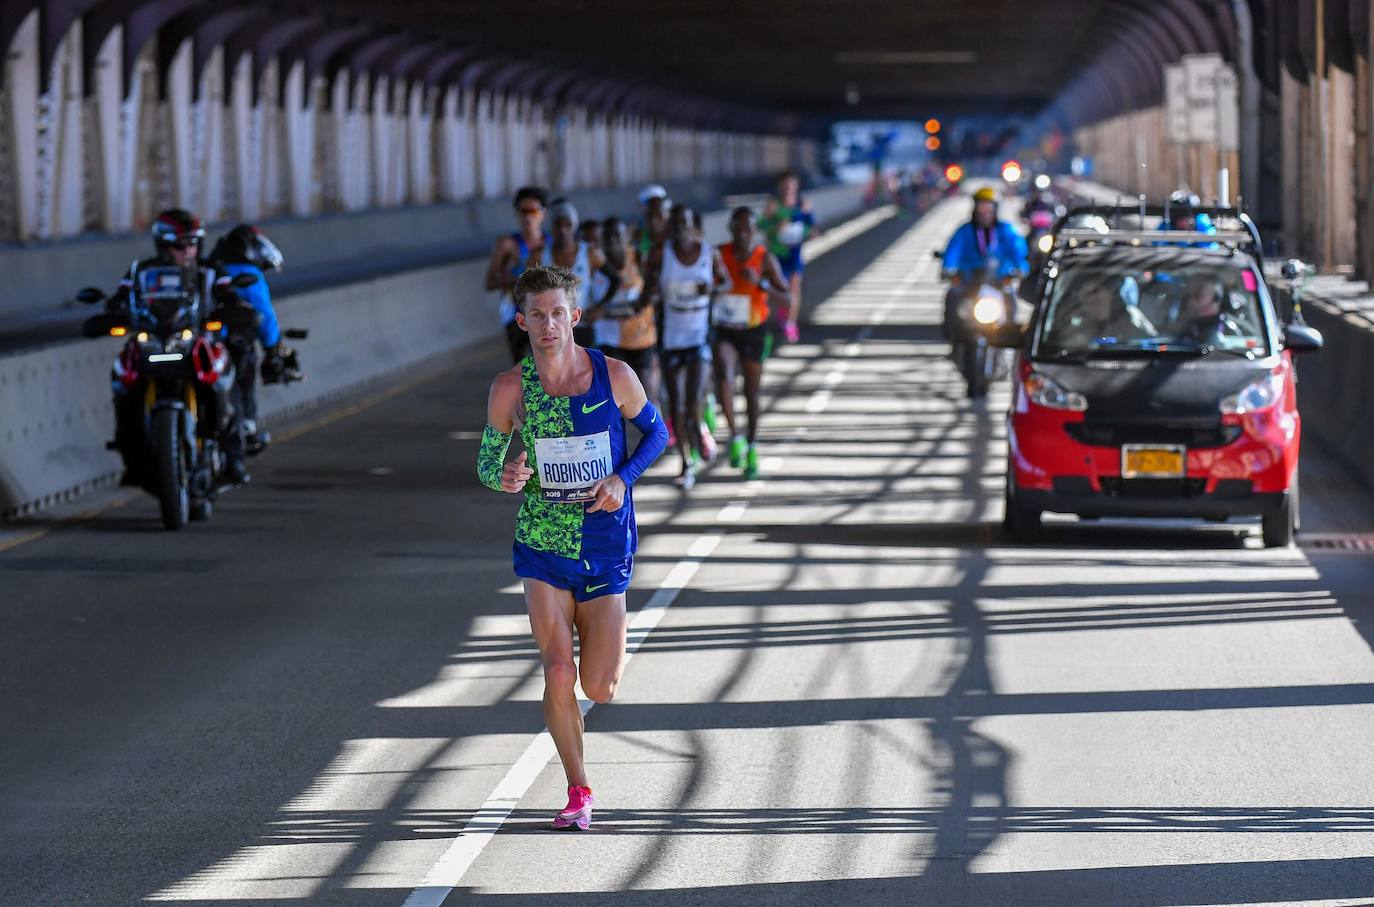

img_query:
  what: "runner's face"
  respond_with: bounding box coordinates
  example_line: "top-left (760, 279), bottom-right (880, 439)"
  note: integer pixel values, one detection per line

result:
top-left (647, 201), bottom-right (668, 236)
top-left (554, 217), bottom-right (576, 245)
top-left (518, 288), bottom-right (580, 350)
top-left (670, 210), bottom-right (693, 245)
top-left (730, 213), bottom-right (754, 245)
top-left (603, 223), bottom-right (625, 258)
top-left (973, 201), bottom-right (996, 227)
top-left (516, 201), bottom-right (545, 233)
top-left (779, 177), bottom-right (799, 205)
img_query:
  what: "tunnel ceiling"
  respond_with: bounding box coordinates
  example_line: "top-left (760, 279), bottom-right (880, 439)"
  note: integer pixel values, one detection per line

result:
top-left (2, 2), bottom-right (1312, 133)
top-left (331, 0), bottom-right (1109, 120)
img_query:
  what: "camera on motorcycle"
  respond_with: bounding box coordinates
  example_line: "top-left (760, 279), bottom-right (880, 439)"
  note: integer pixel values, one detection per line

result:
top-left (81, 313), bottom-right (130, 338)
top-left (230, 272), bottom-right (260, 288)
top-left (75, 287), bottom-right (107, 305)
top-left (1280, 258), bottom-right (1311, 281)
top-left (284, 328), bottom-right (309, 341)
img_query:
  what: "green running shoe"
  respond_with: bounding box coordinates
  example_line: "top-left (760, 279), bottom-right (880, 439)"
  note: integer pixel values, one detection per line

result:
top-left (729, 436), bottom-right (747, 469)
top-left (703, 393), bottom-right (719, 434)
top-left (743, 446), bottom-right (760, 480)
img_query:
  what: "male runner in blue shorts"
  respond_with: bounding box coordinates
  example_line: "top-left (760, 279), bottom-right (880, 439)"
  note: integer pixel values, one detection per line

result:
top-left (477, 264), bottom-right (668, 830)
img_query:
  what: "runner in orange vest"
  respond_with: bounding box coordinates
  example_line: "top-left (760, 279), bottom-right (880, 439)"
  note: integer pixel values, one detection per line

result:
top-left (713, 207), bottom-right (791, 479)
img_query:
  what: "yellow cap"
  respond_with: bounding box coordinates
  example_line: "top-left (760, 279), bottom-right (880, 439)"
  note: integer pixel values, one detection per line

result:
top-left (973, 187), bottom-right (998, 203)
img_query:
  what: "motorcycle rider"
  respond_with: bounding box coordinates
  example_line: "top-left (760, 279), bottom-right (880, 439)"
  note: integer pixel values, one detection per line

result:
top-left (107, 209), bottom-right (246, 485)
top-left (940, 186), bottom-right (1029, 339)
top-left (207, 224), bottom-right (298, 459)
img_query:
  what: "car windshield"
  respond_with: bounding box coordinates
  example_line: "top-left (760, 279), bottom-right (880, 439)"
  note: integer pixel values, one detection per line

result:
top-left (1037, 259), bottom-right (1270, 358)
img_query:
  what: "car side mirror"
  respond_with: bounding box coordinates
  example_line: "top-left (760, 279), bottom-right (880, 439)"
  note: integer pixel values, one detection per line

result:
top-left (1283, 322), bottom-right (1323, 353)
top-left (231, 272), bottom-right (259, 288)
top-left (988, 322), bottom-right (1027, 348)
top-left (931, 250), bottom-right (943, 261)
top-left (81, 313), bottom-right (129, 338)
top-left (75, 287), bottom-right (106, 305)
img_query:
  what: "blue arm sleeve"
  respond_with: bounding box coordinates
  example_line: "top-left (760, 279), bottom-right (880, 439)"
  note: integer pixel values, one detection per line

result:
top-left (616, 402), bottom-right (668, 487)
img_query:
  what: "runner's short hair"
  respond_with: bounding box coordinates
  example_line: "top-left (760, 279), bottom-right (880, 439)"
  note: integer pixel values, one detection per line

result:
top-left (731, 205), bottom-right (754, 222)
top-left (514, 264), bottom-right (581, 311)
top-left (512, 185), bottom-right (549, 209)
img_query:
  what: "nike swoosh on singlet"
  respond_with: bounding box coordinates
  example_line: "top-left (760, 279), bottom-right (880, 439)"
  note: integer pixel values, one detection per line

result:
top-left (585, 583), bottom-right (610, 595)
top-left (581, 399), bottom-right (610, 414)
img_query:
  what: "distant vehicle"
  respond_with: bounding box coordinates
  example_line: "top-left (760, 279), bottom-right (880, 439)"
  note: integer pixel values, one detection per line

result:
top-left (994, 208), bottom-right (1323, 547)
top-left (77, 269), bottom-right (260, 529)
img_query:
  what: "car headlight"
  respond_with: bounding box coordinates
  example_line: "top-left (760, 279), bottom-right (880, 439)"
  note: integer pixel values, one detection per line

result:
top-left (1219, 371), bottom-right (1283, 414)
top-left (1024, 370), bottom-right (1088, 411)
top-left (1037, 233), bottom-right (1054, 254)
top-left (973, 295), bottom-right (1005, 325)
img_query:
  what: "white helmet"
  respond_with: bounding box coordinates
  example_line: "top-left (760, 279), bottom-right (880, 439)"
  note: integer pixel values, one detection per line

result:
top-left (638, 183), bottom-right (668, 206)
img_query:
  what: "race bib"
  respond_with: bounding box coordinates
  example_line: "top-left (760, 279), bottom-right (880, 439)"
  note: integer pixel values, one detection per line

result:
top-left (534, 432), bottom-right (613, 503)
top-left (670, 280), bottom-right (703, 304)
top-left (714, 294), bottom-right (753, 329)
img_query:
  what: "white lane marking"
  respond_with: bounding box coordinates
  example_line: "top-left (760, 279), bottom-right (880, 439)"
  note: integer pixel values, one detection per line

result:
top-left (403, 528), bottom-right (732, 907)
top-left (805, 390), bottom-right (832, 414)
top-left (717, 500), bottom-right (749, 523)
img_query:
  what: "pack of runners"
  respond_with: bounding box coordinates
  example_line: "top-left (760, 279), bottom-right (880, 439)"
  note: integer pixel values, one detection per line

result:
top-left (478, 172), bottom-right (817, 829)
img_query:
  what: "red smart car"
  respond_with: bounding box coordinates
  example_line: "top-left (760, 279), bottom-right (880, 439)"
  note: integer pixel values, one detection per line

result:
top-left (999, 214), bottom-right (1323, 547)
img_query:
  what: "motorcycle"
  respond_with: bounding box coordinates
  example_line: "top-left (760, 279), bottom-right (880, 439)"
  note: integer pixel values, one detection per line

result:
top-left (936, 253), bottom-right (1016, 398)
top-left (76, 266), bottom-right (260, 529)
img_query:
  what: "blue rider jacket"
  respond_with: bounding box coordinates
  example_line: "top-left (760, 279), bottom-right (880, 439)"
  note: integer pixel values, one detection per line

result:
top-left (219, 262), bottom-right (281, 348)
top-left (941, 220), bottom-right (1029, 279)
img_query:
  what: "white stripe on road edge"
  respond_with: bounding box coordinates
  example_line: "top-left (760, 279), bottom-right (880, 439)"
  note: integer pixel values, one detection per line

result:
top-left (402, 522), bottom-right (738, 907)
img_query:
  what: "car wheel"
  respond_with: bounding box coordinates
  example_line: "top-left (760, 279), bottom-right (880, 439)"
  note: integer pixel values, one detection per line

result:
top-left (1261, 485), bottom-right (1295, 548)
top-left (1003, 473), bottom-right (1042, 543)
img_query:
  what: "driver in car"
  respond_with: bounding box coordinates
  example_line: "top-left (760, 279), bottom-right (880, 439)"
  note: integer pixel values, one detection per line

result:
top-left (1173, 274), bottom-right (1244, 346)
top-left (1051, 275), bottom-right (1156, 349)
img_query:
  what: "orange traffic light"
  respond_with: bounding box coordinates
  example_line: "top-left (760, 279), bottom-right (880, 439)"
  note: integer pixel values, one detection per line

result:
top-left (945, 164), bottom-right (964, 183)
top-left (925, 136), bottom-right (941, 151)
top-left (924, 118), bottom-right (941, 134)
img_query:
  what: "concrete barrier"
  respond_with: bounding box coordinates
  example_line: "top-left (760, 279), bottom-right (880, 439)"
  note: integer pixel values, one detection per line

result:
top-left (0, 183), bottom-right (869, 516)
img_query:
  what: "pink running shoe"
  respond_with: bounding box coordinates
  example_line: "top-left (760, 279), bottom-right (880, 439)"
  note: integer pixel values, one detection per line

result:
top-left (553, 785), bottom-right (593, 830)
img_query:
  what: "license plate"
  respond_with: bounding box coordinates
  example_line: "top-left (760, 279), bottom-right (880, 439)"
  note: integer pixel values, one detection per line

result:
top-left (1121, 444), bottom-right (1185, 478)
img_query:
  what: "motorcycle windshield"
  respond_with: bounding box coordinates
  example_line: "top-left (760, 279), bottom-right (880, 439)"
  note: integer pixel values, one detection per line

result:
top-left (137, 267), bottom-right (194, 333)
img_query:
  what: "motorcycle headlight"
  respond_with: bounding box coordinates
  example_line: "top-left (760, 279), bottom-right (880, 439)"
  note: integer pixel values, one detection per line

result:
top-left (1037, 233), bottom-right (1054, 254)
top-left (973, 295), bottom-right (1005, 325)
top-left (1025, 370), bottom-right (1088, 411)
top-left (1219, 371), bottom-right (1283, 414)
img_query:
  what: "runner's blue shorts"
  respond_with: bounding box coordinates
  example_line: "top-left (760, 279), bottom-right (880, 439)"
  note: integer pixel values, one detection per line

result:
top-left (513, 541), bottom-right (633, 602)
top-left (778, 247), bottom-right (804, 280)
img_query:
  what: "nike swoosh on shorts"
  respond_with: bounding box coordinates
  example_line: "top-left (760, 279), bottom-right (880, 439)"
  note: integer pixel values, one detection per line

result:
top-left (585, 583), bottom-right (610, 594)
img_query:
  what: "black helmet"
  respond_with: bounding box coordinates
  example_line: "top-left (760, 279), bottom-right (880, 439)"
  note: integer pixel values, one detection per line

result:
top-left (210, 224), bottom-right (284, 271)
top-left (151, 208), bottom-right (205, 249)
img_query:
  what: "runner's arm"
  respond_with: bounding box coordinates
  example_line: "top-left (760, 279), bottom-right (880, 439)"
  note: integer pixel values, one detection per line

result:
top-left (712, 249), bottom-right (731, 289)
top-left (478, 368), bottom-right (531, 493)
top-left (483, 237), bottom-right (517, 293)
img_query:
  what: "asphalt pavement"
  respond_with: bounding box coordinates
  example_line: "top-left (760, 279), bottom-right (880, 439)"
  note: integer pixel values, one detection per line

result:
top-left (3, 197), bottom-right (1374, 906)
